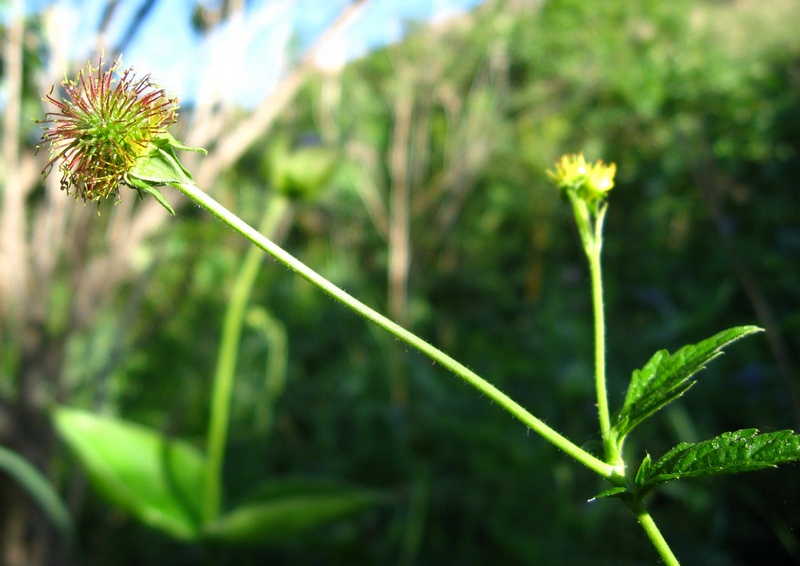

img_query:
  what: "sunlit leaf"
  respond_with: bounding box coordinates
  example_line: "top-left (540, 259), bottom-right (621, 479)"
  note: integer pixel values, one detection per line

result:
top-left (612, 326), bottom-right (761, 448)
top-left (634, 428), bottom-right (800, 497)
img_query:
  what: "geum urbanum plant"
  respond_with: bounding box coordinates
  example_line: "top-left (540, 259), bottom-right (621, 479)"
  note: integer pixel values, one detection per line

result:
top-left (38, 56), bottom-right (800, 563)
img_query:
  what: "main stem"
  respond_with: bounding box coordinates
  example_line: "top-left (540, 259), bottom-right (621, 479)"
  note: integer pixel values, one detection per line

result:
top-left (629, 499), bottom-right (681, 566)
top-left (174, 182), bottom-right (616, 480)
top-left (584, 205), bottom-right (678, 563)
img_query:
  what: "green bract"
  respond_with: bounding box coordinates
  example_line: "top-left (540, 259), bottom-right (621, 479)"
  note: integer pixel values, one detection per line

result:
top-left (126, 132), bottom-right (207, 215)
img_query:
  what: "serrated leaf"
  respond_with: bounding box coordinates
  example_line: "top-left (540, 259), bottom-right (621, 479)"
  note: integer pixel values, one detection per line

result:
top-left (53, 407), bottom-right (207, 540)
top-left (612, 326), bottom-right (761, 447)
top-left (204, 477), bottom-right (390, 543)
top-left (634, 428), bottom-right (800, 497)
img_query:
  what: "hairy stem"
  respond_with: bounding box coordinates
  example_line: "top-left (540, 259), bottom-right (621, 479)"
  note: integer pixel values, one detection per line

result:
top-left (174, 182), bottom-right (616, 480)
top-left (587, 205), bottom-right (616, 463)
top-left (630, 499), bottom-right (680, 566)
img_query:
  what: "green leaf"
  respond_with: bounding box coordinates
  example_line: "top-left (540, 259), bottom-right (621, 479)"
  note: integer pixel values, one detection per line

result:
top-left (612, 325), bottom-right (762, 447)
top-left (204, 477), bottom-right (391, 543)
top-left (52, 407), bottom-right (207, 540)
top-left (589, 486), bottom-right (628, 501)
top-left (0, 445), bottom-right (74, 543)
top-left (634, 428), bottom-right (800, 497)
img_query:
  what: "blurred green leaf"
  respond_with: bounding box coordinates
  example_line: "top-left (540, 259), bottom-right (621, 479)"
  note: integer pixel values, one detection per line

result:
top-left (0, 445), bottom-right (74, 543)
top-left (612, 326), bottom-right (762, 448)
top-left (266, 136), bottom-right (339, 200)
top-left (53, 407), bottom-right (207, 540)
top-left (634, 428), bottom-right (800, 497)
top-left (205, 477), bottom-right (390, 543)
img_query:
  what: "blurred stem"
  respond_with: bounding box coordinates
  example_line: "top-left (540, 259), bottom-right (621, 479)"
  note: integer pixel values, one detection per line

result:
top-left (1, 0), bottom-right (26, 325)
top-left (398, 466), bottom-right (429, 566)
top-left (245, 305), bottom-right (288, 433)
top-left (387, 75), bottom-right (413, 407)
top-left (203, 194), bottom-right (291, 523)
top-left (174, 182), bottom-right (618, 480)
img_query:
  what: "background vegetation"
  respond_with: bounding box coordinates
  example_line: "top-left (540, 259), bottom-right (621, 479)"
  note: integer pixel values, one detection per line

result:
top-left (1, 0), bottom-right (799, 564)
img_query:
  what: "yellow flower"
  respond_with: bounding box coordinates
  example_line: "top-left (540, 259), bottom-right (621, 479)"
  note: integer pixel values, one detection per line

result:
top-left (586, 160), bottom-right (616, 195)
top-left (547, 153), bottom-right (590, 190)
top-left (547, 153), bottom-right (616, 205)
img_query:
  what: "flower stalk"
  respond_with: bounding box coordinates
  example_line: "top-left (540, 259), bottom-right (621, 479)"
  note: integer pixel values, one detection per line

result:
top-left (548, 154), bottom-right (682, 564)
top-left (547, 153), bottom-right (620, 466)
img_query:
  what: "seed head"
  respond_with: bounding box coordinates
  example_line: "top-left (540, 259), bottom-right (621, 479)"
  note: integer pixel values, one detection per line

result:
top-left (38, 55), bottom-right (179, 203)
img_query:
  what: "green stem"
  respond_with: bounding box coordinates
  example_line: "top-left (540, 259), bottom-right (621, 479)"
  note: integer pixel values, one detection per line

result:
top-left (203, 194), bottom-right (290, 523)
top-left (174, 182), bottom-right (616, 480)
top-left (586, 205), bottom-right (615, 463)
top-left (630, 500), bottom-right (680, 566)
top-left (575, 197), bottom-right (679, 563)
